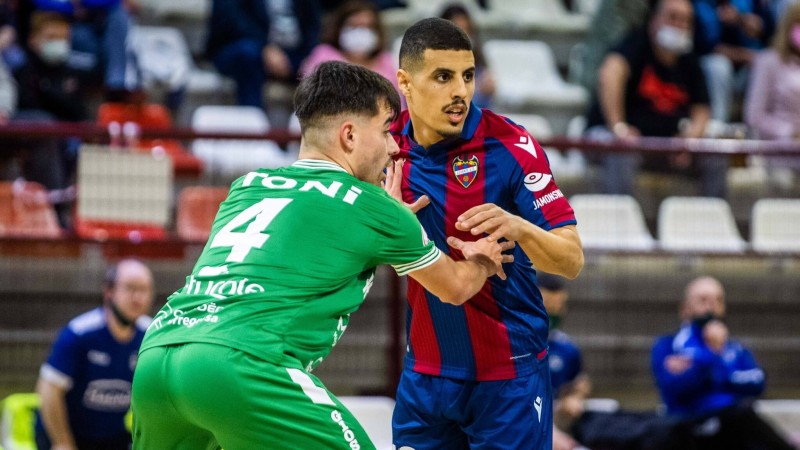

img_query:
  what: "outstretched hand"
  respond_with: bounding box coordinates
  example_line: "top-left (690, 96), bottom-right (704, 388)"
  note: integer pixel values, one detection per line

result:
top-left (447, 236), bottom-right (515, 280)
top-left (456, 203), bottom-right (528, 243)
top-left (383, 158), bottom-right (430, 213)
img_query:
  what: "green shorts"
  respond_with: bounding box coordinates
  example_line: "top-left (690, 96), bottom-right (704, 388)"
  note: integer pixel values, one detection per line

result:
top-left (132, 343), bottom-right (374, 450)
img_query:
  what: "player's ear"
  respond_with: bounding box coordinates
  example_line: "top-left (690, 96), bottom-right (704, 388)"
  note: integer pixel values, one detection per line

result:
top-left (397, 69), bottom-right (411, 97)
top-left (339, 121), bottom-right (356, 154)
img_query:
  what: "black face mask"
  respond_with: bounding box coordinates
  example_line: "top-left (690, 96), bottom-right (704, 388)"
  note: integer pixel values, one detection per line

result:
top-left (107, 299), bottom-right (135, 327)
top-left (691, 312), bottom-right (719, 329)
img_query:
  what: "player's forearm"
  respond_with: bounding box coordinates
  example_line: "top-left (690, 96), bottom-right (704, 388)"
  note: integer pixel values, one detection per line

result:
top-left (410, 255), bottom-right (494, 305)
top-left (37, 380), bottom-right (77, 448)
top-left (517, 225), bottom-right (583, 279)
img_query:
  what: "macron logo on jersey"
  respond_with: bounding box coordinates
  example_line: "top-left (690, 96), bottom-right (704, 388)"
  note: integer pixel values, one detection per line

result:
top-left (534, 396), bottom-right (543, 422)
top-left (514, 135), bottom-right (538, 158)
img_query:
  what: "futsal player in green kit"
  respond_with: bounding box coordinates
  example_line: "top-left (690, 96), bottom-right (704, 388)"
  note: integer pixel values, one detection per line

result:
top-left (131, 61), bottom-right (512, 450)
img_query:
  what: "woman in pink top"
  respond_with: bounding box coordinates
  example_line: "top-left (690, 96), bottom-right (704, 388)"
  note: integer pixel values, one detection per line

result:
top-left (300, 0), bottom-right (398, 93)
top-left (744, 2), bottom-right (800, 141)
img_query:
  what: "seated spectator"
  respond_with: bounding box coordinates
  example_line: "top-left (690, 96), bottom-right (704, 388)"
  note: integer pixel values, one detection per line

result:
top-left (578, 0), bottom-right (652, 95)
top-left (439, 3), bottom-right (495, 108)
top-left (205, 0), bottom-right (321, 110)
top-left (300, 0), bottom-right (397, 93)
top-left (651, 276), bottom-right (795, 450)
top-left (9, 11), bottom-right (89, 228)
top-left (584, 0), bottom-right (728, 198)
top-left (0, 0), bottom-right (24, 70)
top-left (35, 259), bottom-right (154, 450)
top-left (31, 0), bottom-right (136, 94)
top-left (693, 0), bottom-right (774, 121)
top-left (744, 2), bottom-right (800, 142)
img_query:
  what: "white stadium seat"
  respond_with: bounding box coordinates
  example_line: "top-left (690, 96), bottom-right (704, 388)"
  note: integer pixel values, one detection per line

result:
top-left (570, 194), bottom-right (656, 251)
top-left (191, 106), bottom-right (295, 181)
top-left (750, 199), bottom-right (800, 253)
top-left (658, 197), bottom-right (747, 252)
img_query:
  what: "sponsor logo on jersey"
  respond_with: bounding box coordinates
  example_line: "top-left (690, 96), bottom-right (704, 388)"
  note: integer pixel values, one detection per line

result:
top-left (87, 350), bottom-right (110, 366)
top-left (523, 172), bottom-right (552, 192)
top-left (452, 155), bottom-right (479, 188)
top-left (331, 410), bottom-right (362, 449)
top-left (83, 379), bottom-right (131, 412)
top-left (532, 189), bottom-right (564, 210)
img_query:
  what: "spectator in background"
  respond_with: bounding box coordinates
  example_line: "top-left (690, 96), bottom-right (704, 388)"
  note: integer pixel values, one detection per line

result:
top-left (692, 0), bottom-right (774, 121)
top-left (300, 0), bottom-right (397, 93)
top-left (651, 276), bottom-right (795, 450)
top-left (205, 0), bottom-right (321, 110)
top-left (744, 2), bottom-right (800, 142)
top-left (0, 0), bottom-right (24, 70)
top-left (11, 11), bottom-right (89, 228)
top-left (439, 3), bottom-right (496, 108)
top-left (31, 0), bottom-right (135, 95)
top-left (578, 0), bottom-right (653, 94)
top-left (540, 273), bottom-right (591, 450)
top-left (0, 55), bottom-right (17, 181)
top-left (584, 0), bottom-right (728, 198)
top-left (36, 259), bottom-right (154, 450)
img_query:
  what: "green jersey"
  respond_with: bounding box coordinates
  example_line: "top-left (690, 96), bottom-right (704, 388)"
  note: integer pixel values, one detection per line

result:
top-left (141, 160), bottom-right (440, 371)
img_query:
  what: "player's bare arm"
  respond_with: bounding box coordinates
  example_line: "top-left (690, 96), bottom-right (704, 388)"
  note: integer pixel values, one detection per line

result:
top-left (383, 158), bottom-right (430, 213)
top-left (408, 237), bottom-right (514, 305)
top-left (455, 203), bottom-right (583, 279)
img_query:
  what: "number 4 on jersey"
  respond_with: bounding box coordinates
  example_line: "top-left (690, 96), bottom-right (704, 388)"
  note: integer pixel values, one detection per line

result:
top-left (210, 198), bottom-right (292, 262)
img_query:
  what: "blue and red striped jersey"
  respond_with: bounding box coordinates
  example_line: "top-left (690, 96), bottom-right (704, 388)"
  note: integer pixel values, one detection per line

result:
top-left (392, 104), bottom-right (577, 381)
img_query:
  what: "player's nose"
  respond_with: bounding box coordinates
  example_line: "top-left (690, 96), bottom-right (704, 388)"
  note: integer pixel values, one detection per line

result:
top-left (387, 136), bottom-right (400, 156)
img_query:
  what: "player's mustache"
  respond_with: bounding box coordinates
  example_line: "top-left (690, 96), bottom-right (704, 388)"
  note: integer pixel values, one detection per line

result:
top-left (442, 100), bottom-right (467, 112)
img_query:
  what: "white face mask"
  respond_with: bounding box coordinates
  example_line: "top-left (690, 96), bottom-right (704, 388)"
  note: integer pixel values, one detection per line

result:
top-left (39, 39), bottom-right (70, 65)
top-left (655, 25), bottom-right (693, 55)
top-left (339, 26), bottom-right (379, 56)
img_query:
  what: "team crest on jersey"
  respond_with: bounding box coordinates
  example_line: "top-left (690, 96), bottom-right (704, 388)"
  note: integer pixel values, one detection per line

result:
top-left (452, 155), bottom-right (479, 188)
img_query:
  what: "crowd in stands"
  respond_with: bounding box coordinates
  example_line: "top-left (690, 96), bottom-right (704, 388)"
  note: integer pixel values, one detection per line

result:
top-left (0, 0), bottom-right (797, 236)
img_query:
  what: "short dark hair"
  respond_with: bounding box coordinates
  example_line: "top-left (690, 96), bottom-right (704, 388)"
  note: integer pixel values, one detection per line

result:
top-left (30, 11), bottom-right (70, 37)
top-left (399, 17), bottom-right (472, 71)
top-left (294, 61), bottom-right (400, 130)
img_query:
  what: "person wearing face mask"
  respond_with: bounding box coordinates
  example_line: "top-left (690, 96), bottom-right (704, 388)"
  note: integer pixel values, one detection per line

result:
top-left (300, 0), bottom-right (398, 94)
top-left (8, 11), bottom-right (88, 229)
top-left (34, 259), bottom-right (154, 450)
top-left (651, 276), bottom-right (795, 450)
top-left (583, 0), bottom-right (729, 199)
top-left (13, 11), bottom-right (87, 122)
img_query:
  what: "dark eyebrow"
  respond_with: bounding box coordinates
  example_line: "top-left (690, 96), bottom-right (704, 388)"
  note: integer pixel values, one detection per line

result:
top-left (433, 66), bottom-right (477, 74)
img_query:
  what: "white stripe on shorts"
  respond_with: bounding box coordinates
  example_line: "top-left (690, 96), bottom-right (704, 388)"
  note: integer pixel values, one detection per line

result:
top-left (286, 368), bottom-right (335, 406)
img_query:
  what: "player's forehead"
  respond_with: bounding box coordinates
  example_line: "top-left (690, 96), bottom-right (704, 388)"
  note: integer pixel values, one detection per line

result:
top-left (418, 49), bottom-right (475, 74)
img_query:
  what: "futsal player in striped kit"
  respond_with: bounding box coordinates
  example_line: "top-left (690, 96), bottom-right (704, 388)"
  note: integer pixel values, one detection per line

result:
top-left (390, 17), bottom-right (584, 450)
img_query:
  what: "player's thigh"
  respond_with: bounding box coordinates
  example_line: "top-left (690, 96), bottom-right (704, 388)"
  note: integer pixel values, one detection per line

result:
top-left (191, 348), bottom-right (375, 450)
top-left (392, 370), bottom-right (468, 450)
top-left (131, 346), bottom-right (219, 450)
top-left (466, 363), bottom-right (553, 450)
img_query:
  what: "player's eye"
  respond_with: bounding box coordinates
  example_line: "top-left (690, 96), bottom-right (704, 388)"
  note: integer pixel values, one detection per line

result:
top-left (464, 71), bottom-right (475, 82)
top-left (436, 72), bottom-right (451, 82)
